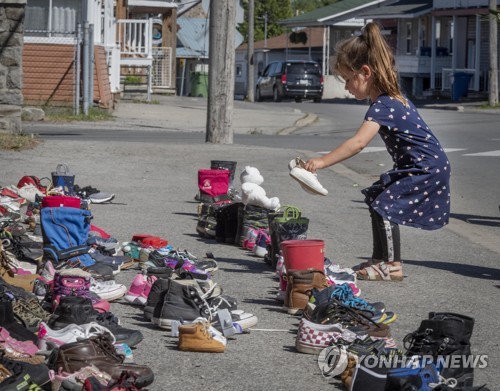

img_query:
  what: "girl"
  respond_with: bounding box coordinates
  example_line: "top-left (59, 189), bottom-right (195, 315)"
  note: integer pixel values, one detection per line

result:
top-left (305, 22), bottom-right (451, 281)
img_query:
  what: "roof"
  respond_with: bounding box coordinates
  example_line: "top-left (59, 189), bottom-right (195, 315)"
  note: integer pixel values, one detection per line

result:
top-left (176, 0), bottom-right (202, 17)
top-left (279, 0), bottom-right (399, 27)
top-left (237, 27), bottom-right (326, 51)
top-left (127, 0), bottom-right (177, 13)
top-left (359, 0), bottom-right (432, 19)
top-left (176, 18), bottom-right (244, 59)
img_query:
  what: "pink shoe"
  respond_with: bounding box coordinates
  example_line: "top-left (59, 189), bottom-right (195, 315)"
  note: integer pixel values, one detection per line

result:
top-left (0, 327), bottom-right (39, 356)
top-left (141, 275), bottom-right (157, 303)
top-left (124, 273), bottom-right (147, 305)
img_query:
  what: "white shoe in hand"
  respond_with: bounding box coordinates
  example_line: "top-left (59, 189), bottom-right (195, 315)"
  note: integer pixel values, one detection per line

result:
top-left (288, 157), bottom-right (328, 196)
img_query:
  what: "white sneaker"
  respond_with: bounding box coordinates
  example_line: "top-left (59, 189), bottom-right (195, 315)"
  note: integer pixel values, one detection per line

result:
top-left (17, 184), bottom-right (45, 203)
top-left (288, 157), bottom-right (328, 196)
top-left (90, 278), bottom-right (127, 301)
top-left (37, 321), bottom-right (114, 350)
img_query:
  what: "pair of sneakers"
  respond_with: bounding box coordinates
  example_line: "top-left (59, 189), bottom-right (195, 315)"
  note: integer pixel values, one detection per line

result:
top-left (288, 157), bottom-right (328, 196)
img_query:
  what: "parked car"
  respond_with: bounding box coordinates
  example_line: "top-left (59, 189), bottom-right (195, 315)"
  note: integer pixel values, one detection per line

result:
top-left (256, 60), bottom-right (324, 103)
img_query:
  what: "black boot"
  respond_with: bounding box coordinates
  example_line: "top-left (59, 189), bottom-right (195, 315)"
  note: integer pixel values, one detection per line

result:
top-left (404, 312), bottom-right (475, 388)
top-left (144, 277), bottom-right (171, 321)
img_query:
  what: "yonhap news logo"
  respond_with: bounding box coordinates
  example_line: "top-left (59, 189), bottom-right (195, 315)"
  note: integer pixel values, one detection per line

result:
top-left (317, 347), bottom-right (488, 379)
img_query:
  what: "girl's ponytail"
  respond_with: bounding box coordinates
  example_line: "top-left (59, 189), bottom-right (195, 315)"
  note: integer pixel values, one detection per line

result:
top-left (334, 22), bottom-right (406, 105)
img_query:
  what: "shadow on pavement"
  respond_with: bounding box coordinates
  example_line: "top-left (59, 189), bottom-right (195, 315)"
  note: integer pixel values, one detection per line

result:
top-left (450, 213), bottom-right (500, 228)
top-left (404, 259), bottom-right (500, 281)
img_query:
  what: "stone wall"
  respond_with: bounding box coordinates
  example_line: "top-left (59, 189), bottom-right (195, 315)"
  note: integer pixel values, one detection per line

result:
top-left (0, 0), bottom-right (26, 134)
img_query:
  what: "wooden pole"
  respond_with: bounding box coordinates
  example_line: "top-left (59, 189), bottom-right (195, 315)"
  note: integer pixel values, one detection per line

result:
top-left (206, 0), bottom-right (236, 144)
top-left (489, 0), bottom-right (498, 106)
top-left (246, 0), bottom-right (254, 102)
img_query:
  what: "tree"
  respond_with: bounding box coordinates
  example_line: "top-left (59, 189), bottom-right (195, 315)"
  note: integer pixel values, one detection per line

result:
top-left (291, 0), bottom-right (339, 15)
top-left (489, 0), bottom-right (498, 106)
top-left (238, 0), bottom-right (292, 43)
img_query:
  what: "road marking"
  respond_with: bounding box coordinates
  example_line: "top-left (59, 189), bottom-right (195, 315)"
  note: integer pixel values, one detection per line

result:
top-left (444, 148), bottom-right (467, 153)
top-left (463, 150), bottom-right (500, 157)
top-left (360, 147), bottom-right (387, 153)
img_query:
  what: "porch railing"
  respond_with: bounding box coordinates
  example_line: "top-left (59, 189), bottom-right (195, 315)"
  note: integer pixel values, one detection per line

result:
top-left (116, 18), bottom-right (153, 65)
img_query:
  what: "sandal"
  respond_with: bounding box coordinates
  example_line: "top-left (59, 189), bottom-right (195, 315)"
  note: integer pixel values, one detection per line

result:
top-left (351, 259), bottom-right (384, 272)
top-left (356, 262), bottom-right (404, 282)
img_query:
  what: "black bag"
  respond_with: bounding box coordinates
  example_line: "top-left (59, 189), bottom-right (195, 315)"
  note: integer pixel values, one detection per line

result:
top-left (235, 204), bottom-right (270, 248)
top-left (265, 205), bottom-right (309, 268)
top-left (214, 202), bottom-right (241, 244)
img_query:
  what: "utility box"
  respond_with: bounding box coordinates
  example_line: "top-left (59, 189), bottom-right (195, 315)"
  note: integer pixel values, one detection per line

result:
top-left (451, 72), bottom-right (472, 101)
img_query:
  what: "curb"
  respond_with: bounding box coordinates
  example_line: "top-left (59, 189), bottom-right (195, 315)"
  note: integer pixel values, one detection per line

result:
top-left (277, 112), bottom-right (318, 135)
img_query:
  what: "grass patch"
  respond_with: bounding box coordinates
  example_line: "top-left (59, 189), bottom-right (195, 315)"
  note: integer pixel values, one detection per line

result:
top-left (44, 107), bottom-right (114, 122)
top-left (132, 99), bottom-right (160, 104)
top-left (479, 102), bottom-right (500, 109)
top-left (0, 132), bottom-right (41, 151)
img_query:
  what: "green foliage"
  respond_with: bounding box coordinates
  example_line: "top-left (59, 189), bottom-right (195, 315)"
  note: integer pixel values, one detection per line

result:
top-left (291, 0), bottom-right (340, 15)
top-left (44, 107), bottom-right (114, 122)
top-left (238, 0), bottom-right (293, 43)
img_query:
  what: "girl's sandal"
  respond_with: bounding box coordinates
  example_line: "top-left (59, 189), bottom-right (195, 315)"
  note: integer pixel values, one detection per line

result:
top-left (356, 262), bottom-right (404, 282)
top-left (352, 259), bottom-right (376, 272)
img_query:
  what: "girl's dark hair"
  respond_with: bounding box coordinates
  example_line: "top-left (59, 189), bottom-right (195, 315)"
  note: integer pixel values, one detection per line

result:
top-left (334, 22), bottom-right (405, 104)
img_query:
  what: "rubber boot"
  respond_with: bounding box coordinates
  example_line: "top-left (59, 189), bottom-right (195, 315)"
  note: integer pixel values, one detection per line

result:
top-left (284, 268), bottom-right (326, 315)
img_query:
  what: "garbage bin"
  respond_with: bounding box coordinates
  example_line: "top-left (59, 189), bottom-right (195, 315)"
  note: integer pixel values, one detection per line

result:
top-left (190, 71), bottom-right (209, 98)
top-left (451, 72), bottom-right (472, 101)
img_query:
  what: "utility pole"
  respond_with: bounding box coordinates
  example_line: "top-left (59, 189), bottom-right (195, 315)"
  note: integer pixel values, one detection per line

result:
top-left (489, 0), bottom-right (498, 106)
top-left (246, 0), bottom-right (254, 102)
top-left (206, 0), bottom-right (236, 144)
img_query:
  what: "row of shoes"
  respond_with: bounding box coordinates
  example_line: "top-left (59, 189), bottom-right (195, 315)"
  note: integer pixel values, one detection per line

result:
top-left (0, 179), bottom-right (154, 390)
top-left (121, 238), bottom-right (259, 353)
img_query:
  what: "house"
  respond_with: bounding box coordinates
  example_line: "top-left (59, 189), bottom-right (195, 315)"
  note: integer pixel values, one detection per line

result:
top-left (359, 0), bottom-right (500, 98)
top-left (176, 1), bottom-right (244, 97)
top-left (235, 28), bottom-right (327, 96)
top-left (22, 0), bottom-right (179, 108)
top-left (278, 0), bottom-right (499, 99)
top-left (274, 0), bottom-right (400, 98)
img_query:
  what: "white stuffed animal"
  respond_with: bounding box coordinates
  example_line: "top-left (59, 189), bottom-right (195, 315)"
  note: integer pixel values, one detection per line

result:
top-left (240, 166), bottom-right (280, 210)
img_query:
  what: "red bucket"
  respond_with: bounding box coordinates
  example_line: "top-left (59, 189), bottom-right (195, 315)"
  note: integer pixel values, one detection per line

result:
top-left (281, 239), bottom-right (325, 271)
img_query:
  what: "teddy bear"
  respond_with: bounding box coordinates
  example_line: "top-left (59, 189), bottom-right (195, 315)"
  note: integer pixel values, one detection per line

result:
top-left (240, 166), bottom-right (280, 210)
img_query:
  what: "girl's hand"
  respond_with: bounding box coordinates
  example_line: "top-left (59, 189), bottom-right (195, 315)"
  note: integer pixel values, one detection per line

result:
top-left (305, 158), bottom-right (325, 172)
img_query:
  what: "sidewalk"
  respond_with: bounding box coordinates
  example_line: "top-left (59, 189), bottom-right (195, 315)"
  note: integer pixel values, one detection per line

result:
top-left (2, 96), bottom-right (498, 390)
top-left (110, 95), bottom-right (315, 135)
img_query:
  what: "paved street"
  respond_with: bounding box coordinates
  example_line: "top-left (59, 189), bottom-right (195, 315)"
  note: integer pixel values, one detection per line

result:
top-left (4, 96), bottom-right (500, 390)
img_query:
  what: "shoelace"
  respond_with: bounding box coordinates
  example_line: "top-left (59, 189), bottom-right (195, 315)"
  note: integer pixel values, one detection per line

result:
top-left (79, 323), bottom-right (116, 344)
top-left (403, 328), bottom-right (434, 355)
top-left (331, 285), bottom-right (374, 312)
top-left (429, 374), bottom-right (458, 389)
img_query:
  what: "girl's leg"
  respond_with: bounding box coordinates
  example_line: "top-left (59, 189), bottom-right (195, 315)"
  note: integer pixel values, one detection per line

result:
top-left (370, 207), bottom-right (401, 262)
top-left (357, 209), bottom-right (403, 280)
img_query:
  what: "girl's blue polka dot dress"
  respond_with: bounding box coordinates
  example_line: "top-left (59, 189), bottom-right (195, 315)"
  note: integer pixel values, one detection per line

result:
top-left (362, 95), bottom-right (451, 230)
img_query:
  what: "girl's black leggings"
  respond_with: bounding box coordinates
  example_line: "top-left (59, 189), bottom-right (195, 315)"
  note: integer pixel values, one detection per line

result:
top-left (369, 207), bottom-right (401, 262)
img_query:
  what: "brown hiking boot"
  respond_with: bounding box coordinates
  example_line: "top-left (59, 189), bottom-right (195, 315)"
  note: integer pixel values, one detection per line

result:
top-left (48, 335), bottom-right (154, 388)
top-left (178, 320), bottom-right (226, 353)
top-left (284, 268), bottom-right (326, 315)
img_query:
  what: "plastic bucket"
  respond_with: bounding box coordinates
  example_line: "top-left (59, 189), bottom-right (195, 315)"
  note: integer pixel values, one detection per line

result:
top-left (281, 239), bottom-right (324, 271)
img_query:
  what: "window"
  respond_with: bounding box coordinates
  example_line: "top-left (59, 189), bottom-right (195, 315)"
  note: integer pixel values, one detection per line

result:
top-left (236, 64), bottom-right (242, 78)
top-left (406, 22), bottom-right (412, 54)
top-left (25, 0), bottom-right (81, 37)
top-left (435, 20), bottom-right (441, 47)
top-left (448, 20), bottom-right (454, 54)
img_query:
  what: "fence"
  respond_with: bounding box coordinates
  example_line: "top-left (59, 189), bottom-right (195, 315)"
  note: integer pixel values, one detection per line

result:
top-left (23, 24), bottom-right (103, 114)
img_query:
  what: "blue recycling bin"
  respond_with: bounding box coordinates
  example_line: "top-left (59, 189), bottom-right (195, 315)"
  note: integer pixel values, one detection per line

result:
top-left (451, 72), bottom-right (472, 101)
